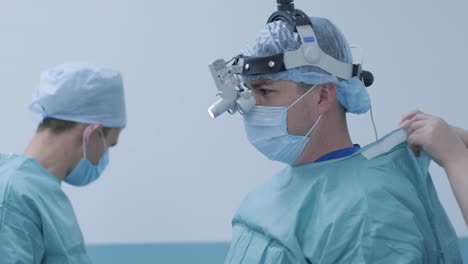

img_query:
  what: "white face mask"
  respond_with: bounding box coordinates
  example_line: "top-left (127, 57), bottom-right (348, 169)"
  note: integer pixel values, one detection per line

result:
top-left (243, 85), bottom-right (322, 165)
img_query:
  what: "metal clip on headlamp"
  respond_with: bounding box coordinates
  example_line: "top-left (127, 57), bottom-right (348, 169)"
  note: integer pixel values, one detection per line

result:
top-left (208, 0), bottom-right (374, 118)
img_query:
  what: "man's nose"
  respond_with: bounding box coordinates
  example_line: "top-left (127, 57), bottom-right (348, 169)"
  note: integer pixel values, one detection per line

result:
top-left (251, 92), bottom-right (264, 106)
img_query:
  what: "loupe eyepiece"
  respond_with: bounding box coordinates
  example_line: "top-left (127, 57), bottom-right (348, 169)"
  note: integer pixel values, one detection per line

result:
top-left (236, 91), bottom-right (256, 115)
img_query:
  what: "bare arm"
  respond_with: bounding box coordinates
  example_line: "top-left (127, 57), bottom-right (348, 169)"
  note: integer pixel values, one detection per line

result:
top-left (452, 126), bottom-right (468, 149)
top-left (443, 150), bottom-right (468, 225)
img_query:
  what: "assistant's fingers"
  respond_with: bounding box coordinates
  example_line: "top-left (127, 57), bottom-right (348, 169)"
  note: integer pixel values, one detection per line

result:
top-left (400, 110), bottom-right (423, 124)
top-left (407, 120), bottom-right (427, 135)
top-left (407, 128), bottom-right (429, 149)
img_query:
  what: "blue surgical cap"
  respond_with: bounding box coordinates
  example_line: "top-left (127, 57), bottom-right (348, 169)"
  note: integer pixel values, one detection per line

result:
top-left (30, 63), bottom-right (127, 127)
top-left (241, 17), bottom-right (371, 114)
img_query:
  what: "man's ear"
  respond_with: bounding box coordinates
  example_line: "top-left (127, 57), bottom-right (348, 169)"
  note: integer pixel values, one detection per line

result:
top-left (83, 124), bottom-right (104, 143)
top-left (317, 82), bottom-right (337, 113)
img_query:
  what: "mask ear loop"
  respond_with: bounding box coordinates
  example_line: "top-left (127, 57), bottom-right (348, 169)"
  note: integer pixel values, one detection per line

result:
top-left (305, 113), bottom-right (323, 137)
top-left (82, 127), bottom-right (90, 160)
top-left (287, 84), bottom-right (318, 111)
top-left (98, 129), bottom-right (108, 150)
top-left (351, 45), bottom-right (379, 141)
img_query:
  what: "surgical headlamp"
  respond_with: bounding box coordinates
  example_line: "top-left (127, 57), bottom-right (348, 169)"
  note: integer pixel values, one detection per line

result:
top-left (207, 57), bottom-right (255, 119)
top-left (208, 0), bottom-right (374, 118)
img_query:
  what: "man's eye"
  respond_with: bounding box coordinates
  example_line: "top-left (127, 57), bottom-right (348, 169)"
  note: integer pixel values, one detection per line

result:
top-left (260, 89), bottom-right (272, 95)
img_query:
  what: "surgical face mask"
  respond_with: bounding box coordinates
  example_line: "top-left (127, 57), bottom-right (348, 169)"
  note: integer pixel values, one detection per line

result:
top-left (243, 85), bottom-right (322, 165)
top-left (65, 129), bottom-right (109, 186)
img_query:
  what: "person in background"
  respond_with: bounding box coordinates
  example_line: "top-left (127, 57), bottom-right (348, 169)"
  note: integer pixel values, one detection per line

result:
top-left (0, 63), bottom-right (127, 263)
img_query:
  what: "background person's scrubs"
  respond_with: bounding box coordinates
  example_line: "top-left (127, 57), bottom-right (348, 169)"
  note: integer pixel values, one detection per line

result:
top-left (0, 154), bottom-right (91, 263)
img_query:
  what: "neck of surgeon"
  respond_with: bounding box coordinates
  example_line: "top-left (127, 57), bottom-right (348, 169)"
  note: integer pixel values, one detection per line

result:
top-left (24, 125), bottom-right (85, 180)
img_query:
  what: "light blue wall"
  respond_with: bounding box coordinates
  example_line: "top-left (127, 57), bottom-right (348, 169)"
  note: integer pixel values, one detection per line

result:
top-left (0, 0), bottom-right (466, 245)
top-left (88, 240), bottom-right (468, 264)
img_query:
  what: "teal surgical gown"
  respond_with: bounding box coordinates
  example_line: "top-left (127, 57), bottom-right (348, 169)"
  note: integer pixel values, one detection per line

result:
top-left (225, 129), bottom-right (462, 263)
top-left (0, 154), bottom-right (91, 263)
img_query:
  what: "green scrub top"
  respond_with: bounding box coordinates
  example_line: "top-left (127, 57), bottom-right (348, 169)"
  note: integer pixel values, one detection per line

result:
top-left (0, 154), bottom-right (91, 263)
top-left (225, 129), bottom-right (462, 264)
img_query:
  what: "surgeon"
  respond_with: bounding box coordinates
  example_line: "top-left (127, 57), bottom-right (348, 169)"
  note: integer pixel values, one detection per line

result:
top-left (401, 110), bottom-right (468, 226)
top-left (221, 12), bottom-right (462, 264)
top-left (0, 64), bottom-right (126, 263)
